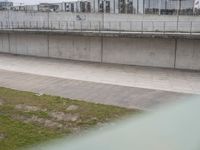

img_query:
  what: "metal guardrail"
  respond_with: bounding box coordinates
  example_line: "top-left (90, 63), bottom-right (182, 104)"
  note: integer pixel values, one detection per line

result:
top-left (0, 21), bottom-right (200, 34)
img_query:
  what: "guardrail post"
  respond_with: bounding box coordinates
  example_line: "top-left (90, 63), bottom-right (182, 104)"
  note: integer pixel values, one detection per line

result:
top-left (58, 21), bottom-right (61, 30)
top-left (23, 21), bottom-right (25, 29)
top-left (164, 21), bottom-right (166, 34)
top-left (80, 21), bottom-right (82, 32)
top-left (141, 21), bottom-right (143, 34)
top-left (89, 21), bottom-right (91, 31)
top-left (7, 21), bottom-right (9, 29)
top-left (119, 21), bottom-right (121, 33)
top-left (36, 21), bottom-right (38, 29)
top-left (51, 21), bottom-right (53, 30)
top-left (43, 21), bottom-right (45, 29)
top-left (12, 21), bottom-right (14, 29)
top-left (47, 20), bottom-right (49, 30)
top-left (29, 21), bottom-right (31, 29)
top-left (66, 21), bottom-right (68, 31)
top-left (190, 21), bottom-right (193, 35)
top-left (109, 21), bottom-right (111, 31)
top-left (99, 21), bottom-right (101, 32)
top-left (6, 21), bottom-right (7, 29)
top-left (130, 21), bottom-right (132, 32)
top-left (152, 21), bottom-right (154, 32)
top-left (73, 21), bottom-right (75, 30)
top-left (176, 20), bottom-right (179, 33)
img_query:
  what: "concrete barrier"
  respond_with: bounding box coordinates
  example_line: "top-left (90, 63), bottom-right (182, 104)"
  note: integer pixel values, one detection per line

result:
top-left (0, 33), bottom-right (9, 53)
top-left (0, 11), bottom-right (200, 33)
top-left (49, 35), bottom-right (102, 62)
top-left (9, 33), bottom-right (49, 57)
top-left (102, 37), bottom-right (176, 68)
top-left (0, 32), bottom-right (200, 71)
top-left (176, 39), bottom-right (200, 70)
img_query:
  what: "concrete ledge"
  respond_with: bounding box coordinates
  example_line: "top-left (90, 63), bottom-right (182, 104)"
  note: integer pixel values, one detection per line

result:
top-left (0, 29), bottom-right (200, 40)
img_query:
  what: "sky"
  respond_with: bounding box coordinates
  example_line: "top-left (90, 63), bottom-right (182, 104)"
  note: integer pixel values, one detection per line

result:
top-left (10, 0), bottom-right (76, 5)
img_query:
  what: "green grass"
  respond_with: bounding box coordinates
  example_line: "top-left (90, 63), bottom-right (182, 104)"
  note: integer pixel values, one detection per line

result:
top-left (0, 116), bottom-right (64, 150)
top-left (0, 87), bottom-right (140, 150)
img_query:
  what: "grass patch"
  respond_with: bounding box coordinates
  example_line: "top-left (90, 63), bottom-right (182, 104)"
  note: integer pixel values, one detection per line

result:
top-left (0, 87), bottom-right (140, 150)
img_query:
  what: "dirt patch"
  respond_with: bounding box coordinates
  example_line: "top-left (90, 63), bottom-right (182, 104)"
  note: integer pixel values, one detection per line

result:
top-left (49, 112), bottom-right (80, 122)
top-left (66, 105), bottom-right (79, 111)
top-left (15, 104), bottom-right (47, 112)
top-left (0, 133), bottom-right (6, 140)
top-left (13, 115), bottom-right (63, 129)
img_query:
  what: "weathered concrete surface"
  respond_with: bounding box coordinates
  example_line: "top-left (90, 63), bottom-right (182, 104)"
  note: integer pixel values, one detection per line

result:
top-left (9, 33), bottom-right (49, 57)
top-left (1, 11), bottom-right (200, 23)
top-left (0, 32), bottom-right (200, 70)
top-left (49, 35), bottom-right (102, 62)
top-left (0, 33), bottom-right (9, 53)
top-left (176, 39), bottom-right (200, 70)
top-left (0, 54), bottom-right (199, 95)
top-left (0, 11), bottom-right (200, 32)
top-left (103, 37), bottom-right (175, 68)
top-left (0, 69), bottom-right (195, 110)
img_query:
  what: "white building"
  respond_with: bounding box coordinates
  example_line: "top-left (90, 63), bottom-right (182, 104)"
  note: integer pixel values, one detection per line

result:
top-left (8, 0), bottom-right (198, 15)
top-left (92, 0), bottom-right (144, 14)
top-left (0, 0), bottom-right (13, 10)
top-left (24, 5), bottom-right (39, 11)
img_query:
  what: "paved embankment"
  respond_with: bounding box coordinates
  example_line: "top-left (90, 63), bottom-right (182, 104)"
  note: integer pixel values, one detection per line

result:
top-left (0, 54), bottom-right (199, 110)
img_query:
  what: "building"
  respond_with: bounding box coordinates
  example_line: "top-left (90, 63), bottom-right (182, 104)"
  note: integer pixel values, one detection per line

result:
top-left (0, 0), bottom-right (13, 10)
top-left (50, 2), bottom-right (64, 11)
top-left (63, 2), bottom-right (76, 12)
top-left (92, 0), bottom-right (144, 14)
top-left (38, 3), bottom-right (60, 12)
top-left (93, 0), bottom-right (116, 13)
top-left (11, 5), bottom-right (25, 11)
top-left (144, 0), bottom-right (195, 15)
top-left (24, 5), bottom-right (39, 11)
top-left (6, 0), bottom-right (199, 15)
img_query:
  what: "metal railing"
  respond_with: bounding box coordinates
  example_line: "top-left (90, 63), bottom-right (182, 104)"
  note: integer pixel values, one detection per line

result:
top-left (0, 20), bottom-right (200, 34)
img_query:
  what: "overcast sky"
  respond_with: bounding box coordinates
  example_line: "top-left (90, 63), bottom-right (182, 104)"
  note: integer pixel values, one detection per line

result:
top-left (11, 0), bottom-right (76, 5)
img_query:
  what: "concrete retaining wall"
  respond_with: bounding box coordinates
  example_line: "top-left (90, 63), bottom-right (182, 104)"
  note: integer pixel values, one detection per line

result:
top-left (0, 33), bottom-right (9, 53)
top-left (9, 33), bottom-right (49, 57)
top-left (176, 39), bottom-right (200, 70)
top-left (103, 37), bottom-right (175, 68)
top-left (0, 32), bottom-right (200, 70)
top-left (49, 35), bottom-right (102, 62)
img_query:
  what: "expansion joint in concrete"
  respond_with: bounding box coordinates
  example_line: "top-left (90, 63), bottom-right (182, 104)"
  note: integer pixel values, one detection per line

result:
top-left (174, 39), bottom-right (177, 68)
top-left (8, 33), bottom-right (11, 53)
top-left (100, 35), bottom-right (104, 63)
top-left (47, 34), bottom-right (50, 57)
